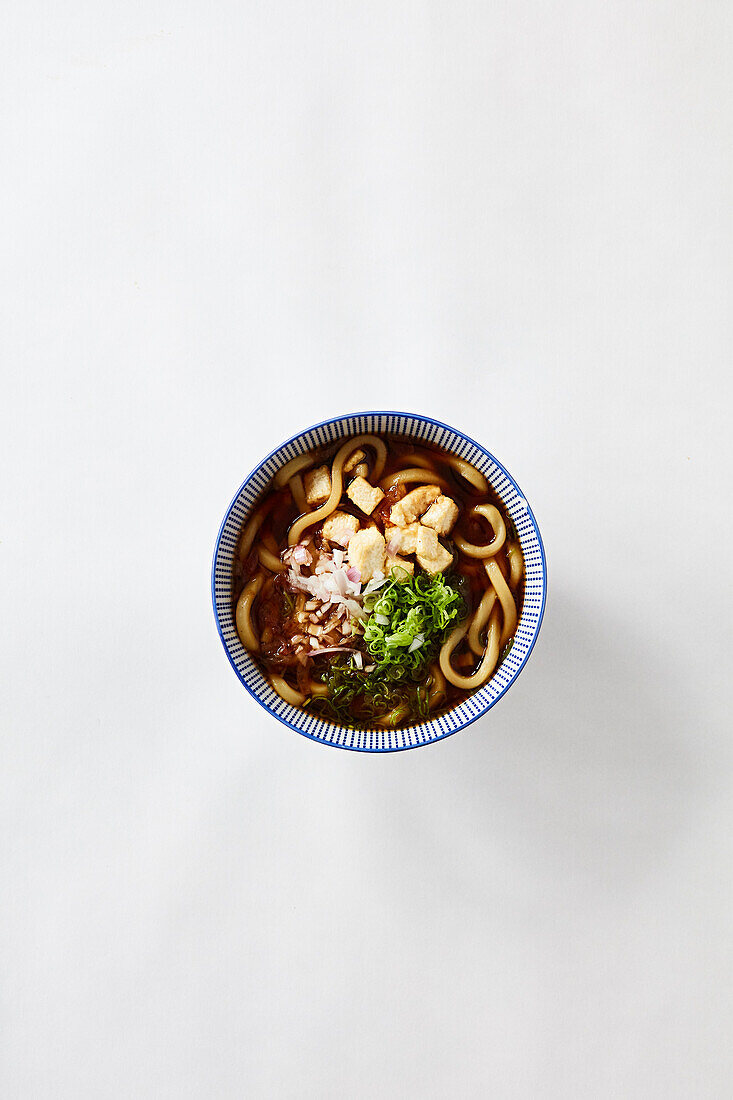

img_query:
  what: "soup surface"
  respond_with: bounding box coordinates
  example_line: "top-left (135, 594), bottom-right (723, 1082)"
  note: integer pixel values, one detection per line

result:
top-left (233, 434), bottom-right (524, 729)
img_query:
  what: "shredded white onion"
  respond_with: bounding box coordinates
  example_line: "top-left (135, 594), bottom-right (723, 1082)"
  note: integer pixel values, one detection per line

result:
top-left (408, 633), bottom-right (425, 653)
top-left (363, 574), bottom-right (388, 595)
top-left (344, 597), bottom-right (368, 620)
top-left (333, 570), bottom-right (349, 597)
top-left (309, 645), bottom-right (358, 657)
top-left (285, 547), bottom-right (365, 620)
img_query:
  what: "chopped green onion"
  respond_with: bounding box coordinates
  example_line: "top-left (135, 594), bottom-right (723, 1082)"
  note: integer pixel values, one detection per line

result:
top-left (308, 568), bottom-right (466, 727)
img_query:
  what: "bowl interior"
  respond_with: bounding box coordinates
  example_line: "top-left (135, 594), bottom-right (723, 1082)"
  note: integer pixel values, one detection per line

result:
top-left (212, 412), bottom-right (546, 752)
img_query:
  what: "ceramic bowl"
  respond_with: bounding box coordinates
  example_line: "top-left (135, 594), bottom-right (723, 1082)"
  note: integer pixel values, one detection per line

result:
top-left (212, 411), bottom-right (546, 752)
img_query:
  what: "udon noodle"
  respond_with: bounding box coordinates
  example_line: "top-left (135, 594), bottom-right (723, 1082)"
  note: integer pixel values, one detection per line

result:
top-left (232, 434), bottom-right (524, 728)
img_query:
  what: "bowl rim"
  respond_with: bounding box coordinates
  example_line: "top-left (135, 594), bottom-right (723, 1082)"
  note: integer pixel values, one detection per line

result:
top-left (211, 409), bottom-right (547, 752)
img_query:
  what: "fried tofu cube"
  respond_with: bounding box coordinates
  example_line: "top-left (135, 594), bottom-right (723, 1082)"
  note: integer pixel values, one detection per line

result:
top-left (421, 495), bottom-right (459, 536)
top-left (347, 527), bottom-right (386, 583)
top-left (343, 448), bottom-right (365, 473)
top-left (390, 485), bottom-right (441, 527)
top-left (386, 554), bottom-right (415, 579)
top-left (416, 525), bottom-right (453, 575)
top-left (304, 464), bottom-right (332, 505)
top-left (346, 476), bottom-right (384, 516)
top-left (322, 510), bottom-right (360, 547)
top-left (385, 522), bottom-right (420, 555)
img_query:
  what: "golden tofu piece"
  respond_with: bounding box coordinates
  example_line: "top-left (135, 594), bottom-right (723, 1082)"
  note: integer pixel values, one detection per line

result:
top-left (304, 464), bottom-right (332, 505)
top-left (415, 525), bottom-right (453, 575)
top-left (322, 510), bottom-right (360, 546)
top-left (346, 476), bottom-right (384, 516)
top-left (390, 485), bottom-right (441, 527)
top-left (386, 554), bottom-right (414, 579)
top-left (385, 522), bottom-right (420, 555)
top-left (421, 495), bottom-right (459, 536)
top-left (347, 527), bottom-right (386, 582)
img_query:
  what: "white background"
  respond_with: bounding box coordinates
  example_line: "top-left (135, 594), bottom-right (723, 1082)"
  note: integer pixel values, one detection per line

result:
top-left (1, 2), bottom-right (731, 1097)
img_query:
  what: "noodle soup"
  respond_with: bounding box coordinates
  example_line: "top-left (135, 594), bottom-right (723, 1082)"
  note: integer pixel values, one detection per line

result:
top-left (233, 434), bottom-right (524, 729)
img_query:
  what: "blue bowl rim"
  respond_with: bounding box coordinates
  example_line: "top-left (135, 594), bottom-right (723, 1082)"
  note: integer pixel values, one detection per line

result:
top-left (211, 409), bottom-right (547, 752)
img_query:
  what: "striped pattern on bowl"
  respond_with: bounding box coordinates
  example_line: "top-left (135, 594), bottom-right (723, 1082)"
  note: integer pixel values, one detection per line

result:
top-left (212, 412), bottom-right (547, 752)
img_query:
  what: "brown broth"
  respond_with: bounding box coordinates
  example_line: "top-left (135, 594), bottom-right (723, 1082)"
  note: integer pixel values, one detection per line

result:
top-left (232, 435), bottom-right (524, 727)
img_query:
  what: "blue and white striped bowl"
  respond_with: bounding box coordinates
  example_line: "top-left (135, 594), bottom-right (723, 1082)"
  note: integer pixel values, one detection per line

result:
top-left (212, 412), bottom-right (547, 752)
